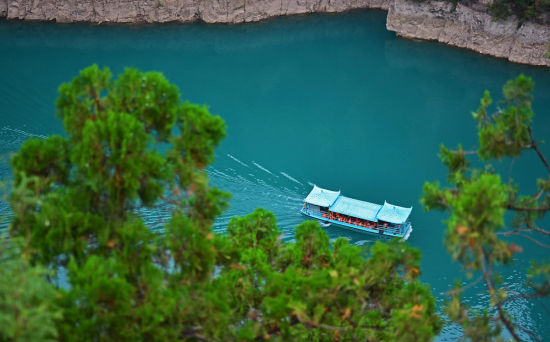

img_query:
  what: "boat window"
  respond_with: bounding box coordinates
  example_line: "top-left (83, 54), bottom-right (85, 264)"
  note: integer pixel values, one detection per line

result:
top-left (309, 204), bottom-right (321, 212)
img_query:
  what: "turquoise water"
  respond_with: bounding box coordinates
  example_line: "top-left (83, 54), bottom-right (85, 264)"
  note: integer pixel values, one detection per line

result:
top-left (1, 10), bottom-right (550, 340)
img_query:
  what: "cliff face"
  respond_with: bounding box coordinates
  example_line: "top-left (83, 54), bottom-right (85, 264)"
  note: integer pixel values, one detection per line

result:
top-left (386, 0), bottom-right (550, 66)
top-left (0, 0), bottom-right (387, 23)
top-left (0, 0), bottom-right (549, 67)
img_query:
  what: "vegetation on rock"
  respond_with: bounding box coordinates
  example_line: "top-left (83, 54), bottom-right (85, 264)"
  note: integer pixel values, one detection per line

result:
top-left (488, 0), bottom-right (550, 24)
top-left (413, 0), bottom-right (550, 24)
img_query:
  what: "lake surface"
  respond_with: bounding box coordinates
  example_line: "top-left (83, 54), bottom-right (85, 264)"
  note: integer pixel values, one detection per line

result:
top-left (1, 10), bottom-right (550, 340)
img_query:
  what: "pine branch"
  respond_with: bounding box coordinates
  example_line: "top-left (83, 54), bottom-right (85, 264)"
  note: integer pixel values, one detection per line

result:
top-left (179, 326), bottom-right (212, 341)
top-left (501, 284), bottom-right (550, 305)
top-left (497, 230), bottom-right (550, 248)
top-left (446, 275), bottom-right (484, 296)
top-left (529, 225), bottom-right (550, 236)
top-left (528, 127), bottom-right (550, 173)
top-left (514, 323), bottom-right (543, 342)
top-left (450, 148), bottom-right (478, 155)
top-left (499, 223), bottom-right (550, 237)
top-left (507, 205), bottom-right (550, 212)
top-left (480, 248), bottom-right (522, 342)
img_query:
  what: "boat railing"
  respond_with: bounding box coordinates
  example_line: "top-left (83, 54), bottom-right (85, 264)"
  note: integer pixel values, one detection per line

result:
top-left (302, 208), bottom-right (410, 236)
top-left (378, 222), bottom-right (411, 235)
top-left (377, 224), bottom-right (402, 235)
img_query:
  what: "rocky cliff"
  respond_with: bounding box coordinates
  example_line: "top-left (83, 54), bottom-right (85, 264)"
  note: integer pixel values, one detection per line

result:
top-left (0, 0), bottom-right (387, 23)
top-left (1, 0), bottom-right (549, 67)
top-left (387, 0), bottom-right (550, 66)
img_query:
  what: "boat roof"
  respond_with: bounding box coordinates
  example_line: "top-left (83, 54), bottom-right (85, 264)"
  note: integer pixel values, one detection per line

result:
top-left (303, 185), bottom-right (340, 207)
top-left (330, 196), bottom-right (382, 221)
top-left (377, 201), bottom-right (413, 224)
top-left (303, 186), bottom-right (412, 224)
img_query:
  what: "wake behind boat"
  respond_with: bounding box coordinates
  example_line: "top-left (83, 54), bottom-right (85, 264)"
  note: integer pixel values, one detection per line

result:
top-left (300, 185), bottom-right (413, 240)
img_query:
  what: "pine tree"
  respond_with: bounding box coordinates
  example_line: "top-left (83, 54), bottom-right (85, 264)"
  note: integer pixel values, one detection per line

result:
top-left (422, 75), bottom-right (550, 341)
top-left (4, 65), bottom-right (441, 341)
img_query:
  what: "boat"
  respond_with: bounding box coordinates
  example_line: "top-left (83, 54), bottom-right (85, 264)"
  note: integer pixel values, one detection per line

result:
top-left (300, 185), bottom-right (413, 240)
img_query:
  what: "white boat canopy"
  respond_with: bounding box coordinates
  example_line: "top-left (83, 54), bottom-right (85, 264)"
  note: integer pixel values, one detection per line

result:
top-left (330, 196), bottom-right (382, 222)
top-left (377, 201), bottom-right (413, 224)
top-left (303, 186), bottom-right (412, 224)
top-left (303, 185), bottom-right (340, 207)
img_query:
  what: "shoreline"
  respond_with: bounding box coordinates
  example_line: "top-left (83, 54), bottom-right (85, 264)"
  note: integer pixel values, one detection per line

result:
top-left (1, 0), bottom-right (549, 67)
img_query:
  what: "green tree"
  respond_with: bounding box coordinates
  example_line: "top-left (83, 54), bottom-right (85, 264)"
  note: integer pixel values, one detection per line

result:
top-left (421, 74), bottom-right (550, 341)
top-left (215, 209), bottom-right (441, 340)
top-left (0, 238), bottom-right (62, 342)
top-left (5, 65), bottom-right (441, 341)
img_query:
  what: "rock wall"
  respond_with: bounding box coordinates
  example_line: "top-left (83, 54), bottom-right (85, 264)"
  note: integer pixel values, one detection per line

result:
top-left (386, 0), bottom-right (550, 66)
top-left (0, 0), bottom-right (549, 66)
top-left (0, 0), bottom-right (387, 23)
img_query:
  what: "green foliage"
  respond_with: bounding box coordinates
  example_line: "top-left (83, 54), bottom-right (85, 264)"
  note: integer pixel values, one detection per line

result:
top-left (420, 181), bottom-right (448, 211)
top-left (413, 0), bottom-right (550, 24)
top-left (215, 210), bottom-right (441, 341)
top-left (440, 143), bottom-right (471, 183)
top-left (526, 259), bottom-right (550, 298)
top-left (0, 239), bottom-right (62, 342)
top-left (422, 74), bottom-right (550, 340)
top-left (9, 64), bottom-right (230, 340)
top-left (488, 0), bottom-right (550, 24)
top-left (474, 75), bottom-right (534, 160)
top-left (5, 65), bottom-right (441, 341)
top-left (444, 173), bottom-right (510, 271)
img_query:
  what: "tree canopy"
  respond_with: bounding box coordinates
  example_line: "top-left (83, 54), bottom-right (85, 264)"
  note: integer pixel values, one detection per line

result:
top-left (2, 65), bottom-right (441, 341)
top-left (421, 74), bottom-right (550, 341)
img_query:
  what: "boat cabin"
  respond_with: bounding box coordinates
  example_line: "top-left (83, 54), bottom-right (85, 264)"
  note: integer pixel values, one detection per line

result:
top-left (303, 186), bottom-right (340, 215)
top-left (301, 185), bottom-right (413, 239)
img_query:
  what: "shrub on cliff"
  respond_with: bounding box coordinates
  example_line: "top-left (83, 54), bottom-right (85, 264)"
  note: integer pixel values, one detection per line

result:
top-left (413, 0), bottom-right (550, 24)
top-left (489, 0), bottom-right (550, 24)
top-left (3, 65), bottom-right (441, 341)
